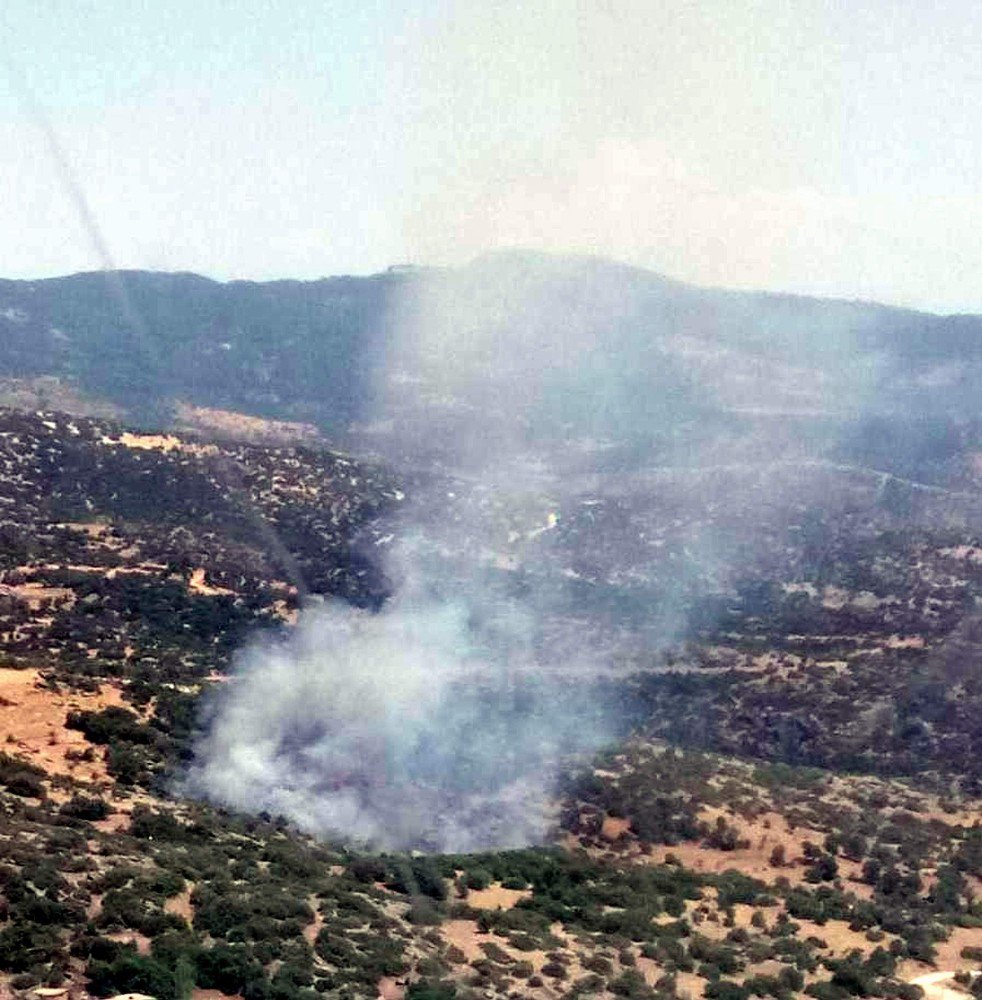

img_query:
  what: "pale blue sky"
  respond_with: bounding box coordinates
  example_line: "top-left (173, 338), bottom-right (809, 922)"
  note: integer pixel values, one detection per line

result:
top-left (1, 2), bottom-right (410, 113)
top-left (2, 1), bottom-right (982, 312)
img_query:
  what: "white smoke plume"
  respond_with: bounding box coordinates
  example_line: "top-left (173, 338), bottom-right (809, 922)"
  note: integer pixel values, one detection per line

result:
top-left (186, 251), bottom-right (886, 851)
top-left (188, 537), bottom-right (620, 850)
top-left (186, 257), bottom-right (650, 851)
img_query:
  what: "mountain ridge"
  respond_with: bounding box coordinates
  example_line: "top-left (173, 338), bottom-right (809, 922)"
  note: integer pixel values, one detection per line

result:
top-left (2, 252), bottom-right (981, 453)
top-left (6, 248), bottom-right (970, 317)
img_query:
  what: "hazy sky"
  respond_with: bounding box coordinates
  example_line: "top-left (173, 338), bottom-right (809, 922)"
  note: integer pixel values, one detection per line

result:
top-left (2, 1), bottom-right (981, 312)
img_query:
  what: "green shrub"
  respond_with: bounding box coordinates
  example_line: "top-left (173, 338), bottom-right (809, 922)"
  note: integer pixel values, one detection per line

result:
top-left (406, 982), bottom-right (457, 1000)
top-left (67, 706), bottom-right (152, 745)
top-left (706, 982), bottom-right (751, 1000)
top-left (479, 941), bottom-right (512, 964)
top-left (610, 968), bottom-right (656, 998)
top-left (806, 983), bottom-right (850, 1000)
top-left (349, 856), bottom-right (387, 883)
top-left (464, 868), bottom-right (493, 891)
top-left (59, 794), bottom-right (111, 821)
top-left (86, 954), bottom-right (177, 1000)
top-left (407, 897), bottom-right (441, 926)
top-left (130, 806), bottom-right (195, 841)
top-left (541, 960), bottom-right (568, 979)
top-left (584, 955), bottom-right (614, 975)
top-left (0, 921), bottom-right (63, 972)
top-left (195, 942), bottom-right (263, 994)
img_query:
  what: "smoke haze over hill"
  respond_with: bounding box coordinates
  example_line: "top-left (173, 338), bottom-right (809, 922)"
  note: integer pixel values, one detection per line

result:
top-left (186, 260), bottom-right (656, 849)
top-left (183, 253), bottom-right (935, 850)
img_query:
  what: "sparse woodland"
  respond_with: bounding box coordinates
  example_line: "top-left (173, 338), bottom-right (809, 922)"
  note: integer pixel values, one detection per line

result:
top-left (0, 407), bottom-right (979, 1000)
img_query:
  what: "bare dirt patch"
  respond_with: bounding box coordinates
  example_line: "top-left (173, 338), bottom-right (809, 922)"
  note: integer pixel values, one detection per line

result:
top-left (302, 894), bottom-right (323, 946)
top-left (91, 810), bottom-right (132, 835)
top-left (175, 401), bottom-right (321, 446)
top-left (165, 884), bottom-right (195, 924)
top-left (788, 915), bottom-right (886, 955)
top-left (105, 930), bottom-right (152, 955)
top-left (101, 430), bottom-right (218, 458)
top-left (466, 883), bottom-right (533, 910)
top-left (648, 838), bottom-right (808, 885)
top-left (0, 667), bottom-right (124, 784)
top-left (271, 599), bottom-right (299, 624)
top-left (188, 567), bottom-right (235, 596)
top-left (600, 814), bottom-right (632, 840)
top-left (885, 634), bottom-right (926, 649)
top-left (596, 801), bottom-right (870, 893)
top-left (675, 969), bottom-right (708, 998)
top-left (0, 375), bottom-right (123, 419)
top-left (912, 974), bottom-right (976, 1000)
top-left (377, 976), bottom-right (406, 1000)
top-left (900, 926), bottom-right (982, 981)
top-left (113, 431), bottom-right (185, 452)
top-left (441, 919), bottom-right (485, 962)
top-left (0, 581), bottom-right (76, 610)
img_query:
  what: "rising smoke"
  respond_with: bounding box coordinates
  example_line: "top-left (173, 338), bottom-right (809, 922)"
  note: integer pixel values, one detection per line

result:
top-left (186, 254), bottom-right (654, 851)
top-left (186, 251), bottom-right (884, 851)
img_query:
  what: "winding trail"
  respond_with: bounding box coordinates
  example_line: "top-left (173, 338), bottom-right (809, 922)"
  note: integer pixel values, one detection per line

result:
top-left (910, 971), bottom-right (979, 1000)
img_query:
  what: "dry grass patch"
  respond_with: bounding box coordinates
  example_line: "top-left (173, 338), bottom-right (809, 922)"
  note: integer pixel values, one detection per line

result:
top-left (165, 884), bottom-right (196, 924)
top-left (466, 883), bottom-right (532, 910)
top-left (441, 918), bottom-right (485, 962)
top-left (0, 667), bottom-right (124, 784)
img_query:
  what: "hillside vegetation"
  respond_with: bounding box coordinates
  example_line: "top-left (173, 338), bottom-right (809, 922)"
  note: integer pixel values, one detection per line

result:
top-left (0, 254), bottom-right (980, 999)
top-left (0, 406), bottom-right (977, 999)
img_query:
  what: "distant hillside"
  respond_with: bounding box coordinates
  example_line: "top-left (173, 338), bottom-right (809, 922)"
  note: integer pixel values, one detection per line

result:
top-left (0, 267), bottom-right (404, 428)
top-left (2, 252), bottom-right (982, 478)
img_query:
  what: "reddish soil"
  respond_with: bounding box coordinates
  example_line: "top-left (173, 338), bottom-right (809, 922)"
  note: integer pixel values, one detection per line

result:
top-left (377, 976), bottom-right (406, 1000)
top-left (105, 930), bottom-right (152, 955)
top-left (188, 567), bottom-right (235, 596)
top-left (302, 894), bottom-right (323, 946)
top-left (174, 401), bottom-right (321, 446)
top-left (465, 883), bottom-right (532, 910)
top-left (0, 667), bottom-right (124, 785)
top-left (600, 815), bottom-right (632, 840)
top-left (441, 919), bottom-right (486, 962)
top-left (165, 885), bottom-right (195, 923)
